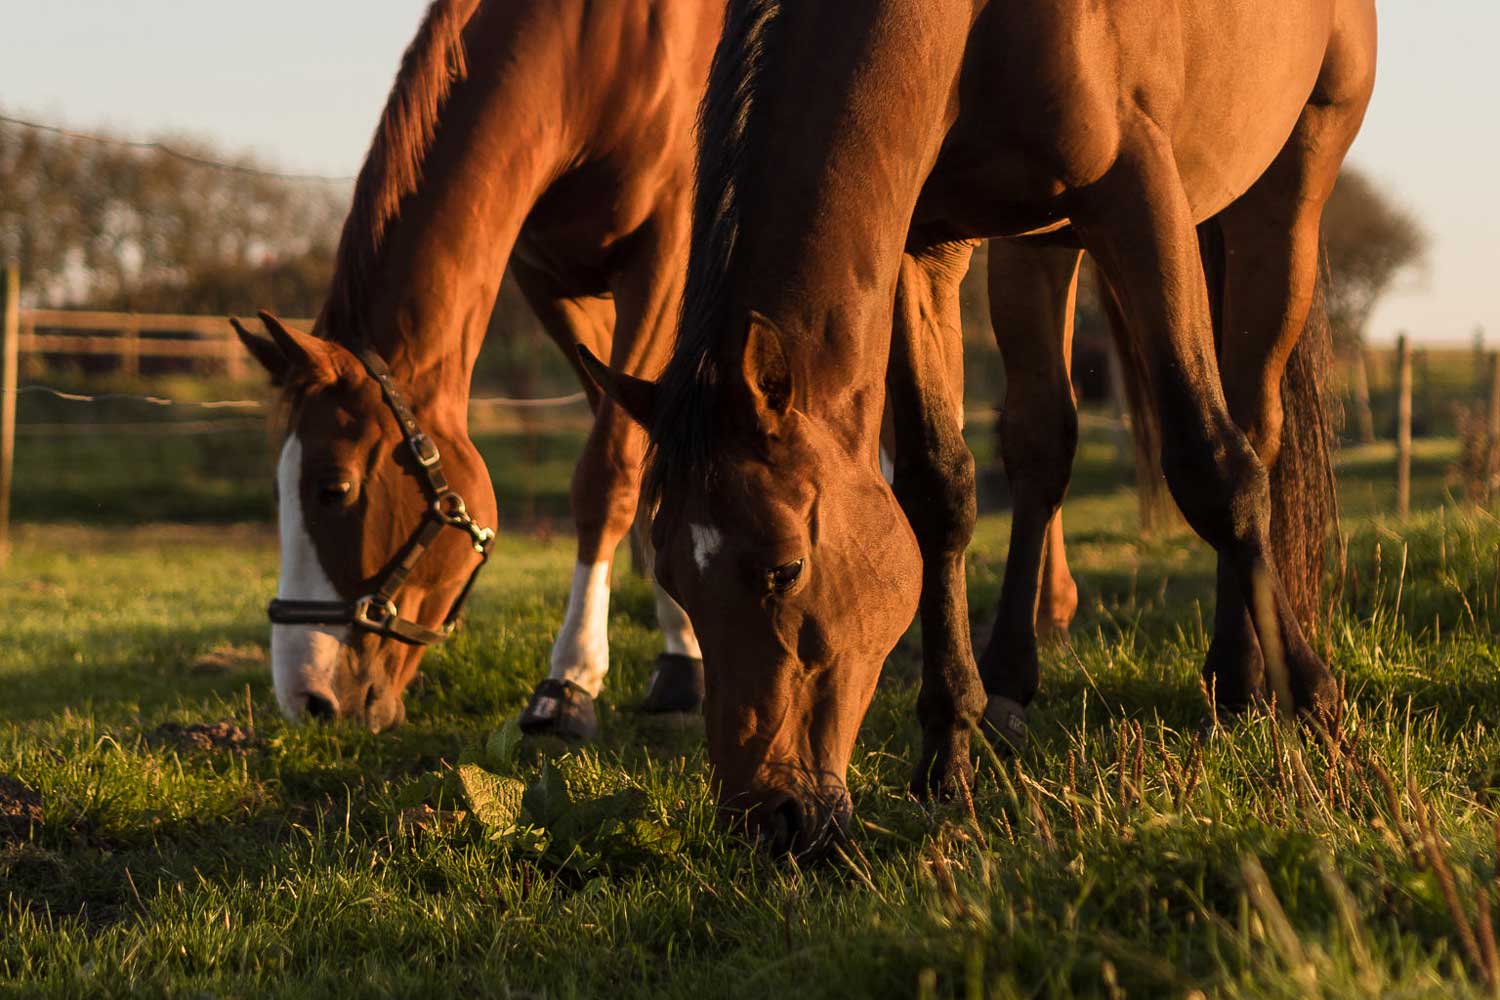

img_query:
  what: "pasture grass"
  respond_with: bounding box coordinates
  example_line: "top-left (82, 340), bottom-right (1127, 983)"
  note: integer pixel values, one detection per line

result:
top-left (3, 435), bottom-right (1500, 997)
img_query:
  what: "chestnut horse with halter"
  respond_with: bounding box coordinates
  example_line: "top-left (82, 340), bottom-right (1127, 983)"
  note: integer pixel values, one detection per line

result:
top-left (587, 0), bottom-right (1375, 852)
top-left (233, 0), bottom-right (722, 732)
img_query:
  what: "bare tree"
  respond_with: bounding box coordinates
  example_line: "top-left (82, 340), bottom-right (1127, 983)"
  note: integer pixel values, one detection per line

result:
top-left (1322, 167), bottom-right (1428, 347)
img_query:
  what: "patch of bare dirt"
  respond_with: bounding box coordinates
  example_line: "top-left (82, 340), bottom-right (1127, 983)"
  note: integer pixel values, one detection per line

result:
top-left (0, 775), bottom-right (43, 842)
top-left (145, 720), bottom-right (259, 755)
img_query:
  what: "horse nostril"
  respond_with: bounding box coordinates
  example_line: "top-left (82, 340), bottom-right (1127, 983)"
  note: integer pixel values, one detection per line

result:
top-left (758, 795), bottom-right (804, 855)
top-left (305, 693), bottom-right (336, 721)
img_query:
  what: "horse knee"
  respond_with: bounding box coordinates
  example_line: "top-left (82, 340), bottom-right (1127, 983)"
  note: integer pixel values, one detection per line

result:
top-left (571, 412), bottom-right (647, 553)
top-left (1000, 404), bottom-right (1077, 512)
top-left (894, 441), bottom-right (976, 558)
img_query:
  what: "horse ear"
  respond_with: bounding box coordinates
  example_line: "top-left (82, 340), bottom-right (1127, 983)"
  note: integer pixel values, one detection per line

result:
top-left (230, 317), bottom-right (290, 383)
top-left (742, 311), bottom-right (792, 422)
top-left (577, 345), bottom-right (657, 427)
top-left (255, 311), bottom-right (338, 383)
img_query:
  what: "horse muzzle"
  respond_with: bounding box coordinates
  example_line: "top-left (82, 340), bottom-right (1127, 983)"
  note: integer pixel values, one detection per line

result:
top-left (723, 784), bottom-right (853, 858)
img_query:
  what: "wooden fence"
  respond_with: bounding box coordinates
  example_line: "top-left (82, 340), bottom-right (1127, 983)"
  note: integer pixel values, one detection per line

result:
top-left (15, 308), bottom-right (313, 381)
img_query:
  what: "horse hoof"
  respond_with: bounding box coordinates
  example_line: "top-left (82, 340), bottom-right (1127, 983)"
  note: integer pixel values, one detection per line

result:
top-left (982, 696), bottom-right (1028, 753)
top-left (639, 654), bottom-right (704, 714)
top-left (518, 679), bottom-right (598, 742)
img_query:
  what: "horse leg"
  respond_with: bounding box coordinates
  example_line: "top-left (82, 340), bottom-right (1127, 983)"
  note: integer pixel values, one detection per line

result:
top-left (1036, 511), bottom-right (1079, 640)
top-left (582, 205), bottom-right (705, 716)
top-left (889, 242), bottom-right (987, 797)
top-left (890, 244), bottom-right (983, 794)
top-left (1203, 98), bottom-right (1355, 715)
top-left (509, 263), bottom-right (621, 739)
top-left (1075, 124), bottom-right (1339, 724)
top-left (976, 241), bottom-right (1083, 743)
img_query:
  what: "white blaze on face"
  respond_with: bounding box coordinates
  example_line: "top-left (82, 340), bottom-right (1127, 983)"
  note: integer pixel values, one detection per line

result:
top-left (548, 561), bottom-right (612, 697)
top-left (271, 434), bottom-right (350, 718)
top-left (689, 522), bottom-right (723, 572)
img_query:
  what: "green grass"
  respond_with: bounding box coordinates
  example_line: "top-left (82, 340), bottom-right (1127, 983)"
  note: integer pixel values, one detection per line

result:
top-left (4, 428), bottom-right (1500, 997)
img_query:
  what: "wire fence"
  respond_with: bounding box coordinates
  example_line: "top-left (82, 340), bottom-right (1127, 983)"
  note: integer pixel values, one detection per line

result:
top-left (1, 270), bottom-right (1496, 558)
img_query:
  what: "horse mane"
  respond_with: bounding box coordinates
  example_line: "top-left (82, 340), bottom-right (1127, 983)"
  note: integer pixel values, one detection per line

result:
top-left (646, 0), bottom-right (783, 504)
top-left (318, 0), bottom-right (480, 344)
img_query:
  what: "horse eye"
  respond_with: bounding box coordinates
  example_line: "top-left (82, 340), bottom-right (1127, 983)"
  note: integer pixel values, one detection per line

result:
top-left (767, 559), bottom-right (804, 593)
top-left (319, 480), bottom-right (354, 507)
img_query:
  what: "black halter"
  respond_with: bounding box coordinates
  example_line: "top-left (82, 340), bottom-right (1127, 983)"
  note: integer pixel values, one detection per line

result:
top-left (267, 345), bottom-right (495, 646)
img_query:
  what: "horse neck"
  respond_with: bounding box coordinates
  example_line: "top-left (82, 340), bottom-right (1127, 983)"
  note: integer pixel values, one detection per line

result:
top-left (325, 9), bottom-right (583, 426)
top-left (720, 2), bottom-right (967, 444)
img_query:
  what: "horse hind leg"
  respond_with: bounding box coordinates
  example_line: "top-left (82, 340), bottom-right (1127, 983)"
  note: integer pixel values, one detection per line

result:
top-left (1076, 122), bottom-right (1338, 725)
top-left (976, 241), bottom-right (1083, 739)
top-left (507, 264), bottom-right (622, 740)
top-left (1206, 93), bottom-right (1359, 716)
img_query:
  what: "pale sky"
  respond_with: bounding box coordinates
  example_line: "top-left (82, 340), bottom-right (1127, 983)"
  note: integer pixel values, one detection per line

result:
top-left (3, 1), bottom-right (1495, 345)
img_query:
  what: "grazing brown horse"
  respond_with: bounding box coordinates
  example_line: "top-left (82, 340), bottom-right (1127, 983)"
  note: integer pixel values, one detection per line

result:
top-left (232, 0), bottom-right (721, 731)
top-left (587, 0), bottom-right (1375, 852)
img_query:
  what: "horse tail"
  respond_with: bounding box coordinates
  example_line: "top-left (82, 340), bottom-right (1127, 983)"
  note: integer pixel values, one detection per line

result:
top-left (1268, 255), bottom-right (1340, 634)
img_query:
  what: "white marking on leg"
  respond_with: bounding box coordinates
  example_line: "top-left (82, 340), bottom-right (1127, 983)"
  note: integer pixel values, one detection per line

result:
top-left (689, 522), bottom-right (722, 572)
top-left (654, 579), bottom-right (701, 659)
top-left (548, 561), bottom-right (611, 697)
top-left (272, 434), bottom-right (350, 719)
top-left (879, 447), bottom-right (895, 485)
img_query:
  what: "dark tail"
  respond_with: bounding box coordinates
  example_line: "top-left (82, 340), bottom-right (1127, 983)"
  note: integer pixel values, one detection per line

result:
top-left (1098, 265), bottom-right (1176, 536)
top-left (1269, 258), bottom-right (1340, 633)
top-left (1094, 267), bottom-right (1173, 536)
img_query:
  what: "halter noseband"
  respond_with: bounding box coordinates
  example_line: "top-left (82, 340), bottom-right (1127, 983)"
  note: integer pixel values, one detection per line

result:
top-left (267, 345), bottom-right (495, 646)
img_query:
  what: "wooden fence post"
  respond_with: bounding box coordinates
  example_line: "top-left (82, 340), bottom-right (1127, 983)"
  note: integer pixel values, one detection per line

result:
top-left (1350, 344), bottom-right (1376, 444)
top-left (1395, 333), bottom-right (1412, 519)
top-left (120, 316), bottom-right (140, 378)
top-left (1486, 350), bottom-right (1500, 505)
top-left (0, 264), bottom-right (18, 567)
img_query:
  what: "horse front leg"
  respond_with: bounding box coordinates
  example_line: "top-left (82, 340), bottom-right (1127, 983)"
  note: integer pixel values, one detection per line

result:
top-left (976, 241), bottom-right (1083, 747)
top-left (889, 242), bottom-right (987, 798)
top-left (510, 264), bottom-right (624, 741)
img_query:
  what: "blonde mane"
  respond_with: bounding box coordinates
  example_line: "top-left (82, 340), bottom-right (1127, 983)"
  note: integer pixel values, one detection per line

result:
top-left (320, 0), bottom-right (481, 341)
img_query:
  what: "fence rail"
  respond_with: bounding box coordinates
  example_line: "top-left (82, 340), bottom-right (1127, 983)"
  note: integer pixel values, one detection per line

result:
top-left (17, 309), bottom-right (314, 381)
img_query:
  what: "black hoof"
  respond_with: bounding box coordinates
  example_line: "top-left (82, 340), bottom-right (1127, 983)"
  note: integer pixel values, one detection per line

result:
top-left (982, 696), bottom-right (1028, 753)
top-left (518, 679), bottom-right (598, 742)
top-left (639, 654), bottom-right (704, 714)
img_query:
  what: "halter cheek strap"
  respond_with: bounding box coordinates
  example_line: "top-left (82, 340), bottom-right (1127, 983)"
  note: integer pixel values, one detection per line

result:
top-left (266, 345), bottom-right (495, 646)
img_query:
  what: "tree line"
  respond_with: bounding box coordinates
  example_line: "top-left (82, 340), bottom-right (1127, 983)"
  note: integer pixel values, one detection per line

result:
top-left (1, 112), bottom-right (1426, 395)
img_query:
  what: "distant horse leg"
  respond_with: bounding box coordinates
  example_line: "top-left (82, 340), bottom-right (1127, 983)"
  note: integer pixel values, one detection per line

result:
top-left (1036, 511), bottom-right (1079, 640)
top-left (511, 262), bottom-right (622, 739)
top-left (976, 241), bottom-right (1083, 741)
top-left (1205, 101), bottom-right (1350, 715)
top-left (889, 242), bottom-right (987, 797)
top-left (1076, 124), bottom-right (1338, 725)
top-left (595, 204), bottom-right (705, 714)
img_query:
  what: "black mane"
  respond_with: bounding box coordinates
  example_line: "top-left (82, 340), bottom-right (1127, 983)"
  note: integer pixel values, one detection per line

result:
top-left (645, 0), bottom-right (783, 503)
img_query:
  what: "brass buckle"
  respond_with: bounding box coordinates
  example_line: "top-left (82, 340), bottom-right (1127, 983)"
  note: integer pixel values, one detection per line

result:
top-left (409, 433), bottom-right (440, 467)
top-left (353, 595), bottom-right (399, 631)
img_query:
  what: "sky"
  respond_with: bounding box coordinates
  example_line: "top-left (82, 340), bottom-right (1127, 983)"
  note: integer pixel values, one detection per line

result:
top-left (2, 1), bottom-right (1495, 345)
